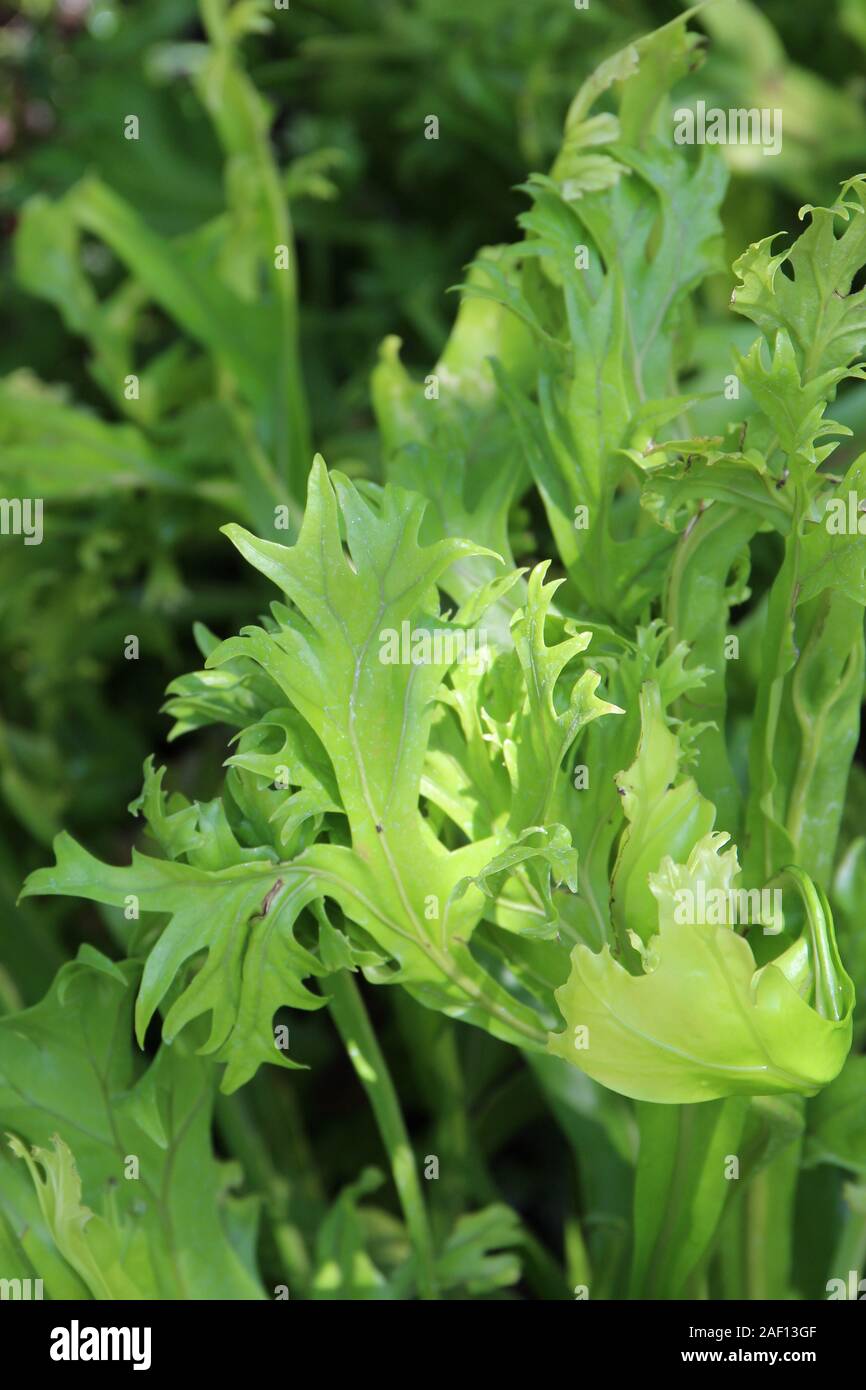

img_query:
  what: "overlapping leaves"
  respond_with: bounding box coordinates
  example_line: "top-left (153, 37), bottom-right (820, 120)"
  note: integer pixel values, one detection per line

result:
top-left (0, 951), bottom-right (264, 1298)
top-left (24, 462), bottom-right (622, 1078)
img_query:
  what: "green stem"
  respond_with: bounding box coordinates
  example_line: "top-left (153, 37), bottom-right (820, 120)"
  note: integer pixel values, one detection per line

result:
top-left (716, 1204), bottom-right (744, 1299)
top-left (742, 1139), bottom-right (801, 1299)
top-left (392, 997), bottom-right (569, 1298)
top-left (564, 1213), bottom-right (591, 1294)
top-left (215, 1090), bottom-right (311, 1292)
top-left (631, 1099), bottom-right (747, 1299)
top-left (828, 1185), bottom-right (866, 1289)
top-left (391, 995), bottom-right (477, 1224)
top-left (744, 1169), bottom-right (771, 1300)
top-left (325, 970), bottom-right (439, 1299)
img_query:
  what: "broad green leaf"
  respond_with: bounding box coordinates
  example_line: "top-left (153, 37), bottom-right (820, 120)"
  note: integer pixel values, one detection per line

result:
top-left (21, 832), bottom-right (327, 1094)
top-left (0, 951), bottom-right (265, 1298)
top-left (550, 833), bottom-right (854, 1104)
top-left (731, 176), bottom-right (866, 380)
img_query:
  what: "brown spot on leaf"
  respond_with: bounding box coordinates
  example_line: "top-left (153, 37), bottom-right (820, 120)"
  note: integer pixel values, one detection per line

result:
top-left (261, 878), bottom-right (284, 916)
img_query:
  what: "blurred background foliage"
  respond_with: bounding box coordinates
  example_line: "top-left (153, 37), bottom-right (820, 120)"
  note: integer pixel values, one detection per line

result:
top-left (0, 0), bottom-right (865, 1295)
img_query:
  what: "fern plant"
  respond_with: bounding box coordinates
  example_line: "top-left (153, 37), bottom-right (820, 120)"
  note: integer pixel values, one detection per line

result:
top-left (3, 5), bottom-right (866, 1303)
